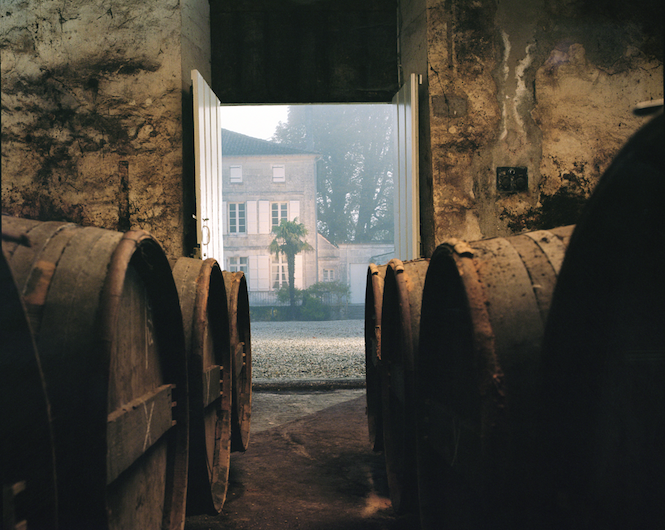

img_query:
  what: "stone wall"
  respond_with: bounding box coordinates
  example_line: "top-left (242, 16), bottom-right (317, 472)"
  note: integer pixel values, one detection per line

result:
top-left (1, 0), bottom-right (212, 260)
top-left (404, 0), bottom-right (663, 249)
top-left (3, 1), bottom-right (662, 259)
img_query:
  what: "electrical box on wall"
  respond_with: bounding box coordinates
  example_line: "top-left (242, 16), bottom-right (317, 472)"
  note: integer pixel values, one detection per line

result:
top-left (497, 167), bottom-right (528, 192)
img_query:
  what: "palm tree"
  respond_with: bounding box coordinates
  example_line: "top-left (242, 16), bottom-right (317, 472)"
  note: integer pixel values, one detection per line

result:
top-left (269, 219), bottom-right (313, 318)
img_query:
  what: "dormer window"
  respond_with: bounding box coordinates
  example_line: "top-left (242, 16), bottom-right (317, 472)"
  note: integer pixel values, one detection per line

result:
top-left (230, 165), bottom-right (242, 183)
top-left (272, 164), bottom-right (285, 183)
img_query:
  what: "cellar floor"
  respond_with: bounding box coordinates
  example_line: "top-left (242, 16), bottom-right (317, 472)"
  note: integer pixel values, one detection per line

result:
top-left (184, 390), bottom-right (416, 530)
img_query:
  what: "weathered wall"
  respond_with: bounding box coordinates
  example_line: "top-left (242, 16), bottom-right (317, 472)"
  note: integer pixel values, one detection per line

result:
top-left (411, 0), bottom-right (663, 246)
top-left (209, 0), bottom-right (399, 104)
top-left (3, 1), bottom-right (661, 259)
top-left (1, 0), bottom-right (211, 260)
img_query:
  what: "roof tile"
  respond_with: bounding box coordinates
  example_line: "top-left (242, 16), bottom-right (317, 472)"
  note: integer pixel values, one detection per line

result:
top-left (222, 129), bottom-right (317, 156)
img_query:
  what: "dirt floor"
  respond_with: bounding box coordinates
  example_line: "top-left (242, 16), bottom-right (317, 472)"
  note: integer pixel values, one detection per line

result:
top-left (184, 389), bottom-right (417, 530)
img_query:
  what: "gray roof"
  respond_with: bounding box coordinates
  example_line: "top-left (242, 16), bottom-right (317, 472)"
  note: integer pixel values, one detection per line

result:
top-left (222, 129), bottom-right (317, 156)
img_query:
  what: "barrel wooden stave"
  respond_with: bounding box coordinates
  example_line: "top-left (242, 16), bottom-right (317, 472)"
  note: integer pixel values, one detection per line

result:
top-left (540, 113), bottom-right (665, 529)
top-left (173, 257), bottom-right (232, 515)
top-left (105, 232), bottom-right (189, 530)
top-left (223, 271), bottom-right (252, 452)
top-left (0, 245), bottom-right (57, 530)
top-left (2, 217), bottom-right (189, 530)
top-left (380, 257), bottom-right (430, 515)
top-left (364, 263), bottom-right (387, 452)
top-left (416, 226), bottom-right (573, 529)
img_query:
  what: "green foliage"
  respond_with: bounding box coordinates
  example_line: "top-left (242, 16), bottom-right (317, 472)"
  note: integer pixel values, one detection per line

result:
top-left (250, 280), bottom-right (349, 321)
top-left (272, 105), bottom-right (394, 244)
top-left (269, 219), bottom-right (313, 316)
top-left (268, 218), bottom-right (313, 259)
top-left (274, 280), bottom-right (349, 305)
top-left (249, 306), bottom-right (290, 322)
top-left (299, 294), bottom-right (330, 321)
top-left (305, 281), bottom-right (350, 302)
top-left (275, 284), bottom-right (302, 304)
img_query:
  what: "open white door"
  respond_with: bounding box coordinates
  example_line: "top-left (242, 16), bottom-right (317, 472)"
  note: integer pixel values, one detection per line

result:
top-left (393, 73), bottom-right (420, 261)
top-left (192, 69), bottom-right (224, 263)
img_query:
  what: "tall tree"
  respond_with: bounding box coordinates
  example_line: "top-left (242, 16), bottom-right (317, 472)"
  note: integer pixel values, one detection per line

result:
top-left (272, 105), bottom-right (394, 244)
top-left (269, 219), bottom-right (313, 318)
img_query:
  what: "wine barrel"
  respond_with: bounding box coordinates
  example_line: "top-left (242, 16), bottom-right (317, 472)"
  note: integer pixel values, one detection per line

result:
top-left (1, 246), bottom-right (57, 530)
top-left (365, 263), bottom-right (387, 452)
top-left (416, 225), bottom-right (574, 530)
top-left (1, 216), bottom-right (189, 530)
top-left (172, 257), bottom-right (232, 515)
top-left (380, 257), bottom-right (430, 515)
top-left (539, 112), bottom-right (664, 530)
top-left (222, 271), bottom-right (252, 452)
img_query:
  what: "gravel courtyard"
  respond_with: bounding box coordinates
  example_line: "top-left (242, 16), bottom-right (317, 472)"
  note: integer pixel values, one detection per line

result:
top-left (250, 319), bottom-right (365, 381)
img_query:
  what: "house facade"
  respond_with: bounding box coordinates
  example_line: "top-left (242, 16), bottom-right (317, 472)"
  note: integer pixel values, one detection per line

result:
top-left (222, 129), bottom-right (395, 307)
top-left (317, 234), bottom-right (394, 304)
top-left (221, 129), bottom-right (318, 297)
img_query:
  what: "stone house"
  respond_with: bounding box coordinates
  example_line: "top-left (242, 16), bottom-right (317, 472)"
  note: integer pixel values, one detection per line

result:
top-left (221, 129), bottom-right (318, 298)
top-left (317, 234), bottom-right (394, 304)
top-left (222, 129), bottom-right (395, 305)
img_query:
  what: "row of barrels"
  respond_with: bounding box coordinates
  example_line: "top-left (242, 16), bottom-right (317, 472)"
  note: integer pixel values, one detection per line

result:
top-left (365, 111), bottom-right (664, 529)
top-left (1, 217), bottom-right (252, 530)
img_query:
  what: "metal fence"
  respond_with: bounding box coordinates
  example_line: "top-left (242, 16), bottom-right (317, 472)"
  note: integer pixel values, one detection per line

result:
top-left (248, 291), bottom-right (348, 307)
top-left (248, 291), bottom-right (293, 307)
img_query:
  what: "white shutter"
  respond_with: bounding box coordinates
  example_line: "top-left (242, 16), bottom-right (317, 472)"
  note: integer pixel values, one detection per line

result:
top-left (221, 201), bottom-right (227, 234)
top-left (192, 69), bottom-right (223, 263)
top-left (258, 255), bottom-right (270, 290)
top-left (294, 254), bottom-right (303, 289)
top-left (249, 256), bottom-right (258, 289)
top-left (258, 201), bottom-right (270, 234)
top-left (289, 200), bottom-right (300, 222)
top-left (272, 165), bottom-right (285, 182)
top-left (392, 73), bottom-right (420, 260)
top-left (246, 200), bottom-right (258, 234)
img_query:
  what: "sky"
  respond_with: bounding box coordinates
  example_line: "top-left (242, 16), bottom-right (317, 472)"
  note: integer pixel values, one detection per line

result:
top-left (220, 105), bottom-right (290, 141)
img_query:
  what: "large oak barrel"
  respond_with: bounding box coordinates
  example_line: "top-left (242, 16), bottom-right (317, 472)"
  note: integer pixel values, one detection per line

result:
top-left (380, 257), bottom-right (430, 515)
top-left (1, 216), bottom-right (189, 530)
top-left (538, 112), bottom-right (664, 530)
top-left (416, 225), bottom-right (573, 529)
top-left (222, 271), bottom-right (252, 452)
top-left (1, 245), bottom-right (57, 530)
top-left (365, 263), bottom-right (387, 452)
top-left (172, 258), bottom-right (232, 515)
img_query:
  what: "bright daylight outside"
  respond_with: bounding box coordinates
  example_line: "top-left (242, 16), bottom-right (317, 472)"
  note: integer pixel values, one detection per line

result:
top-left (221, 104), bottom-right (395, 382)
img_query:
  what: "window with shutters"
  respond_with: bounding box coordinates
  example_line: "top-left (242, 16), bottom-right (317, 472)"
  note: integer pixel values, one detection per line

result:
top-left (228, 256), bottom-right (248, 274)
top-left (271, 253), bottom-right (288, 289)
top-left (272, 164), bottom-right (285, 183)
top-left (229, 202), bottom-right (246, 233)
top-left (271, 202), bottom-right (288, 228)
top-left (230, 165), bottom-right (242, 183)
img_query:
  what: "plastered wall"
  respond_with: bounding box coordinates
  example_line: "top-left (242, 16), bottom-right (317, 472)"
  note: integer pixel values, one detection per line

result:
top-left (1, 0), bottom-right (211, 260)
top-left (401, 0), bottom-right (663, 252)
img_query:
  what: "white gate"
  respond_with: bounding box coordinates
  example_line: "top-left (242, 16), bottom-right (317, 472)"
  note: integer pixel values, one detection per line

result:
top-left (393, 73), bottom-right (420, 261)
top-left (191, 69), bottom-right (224, 263)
